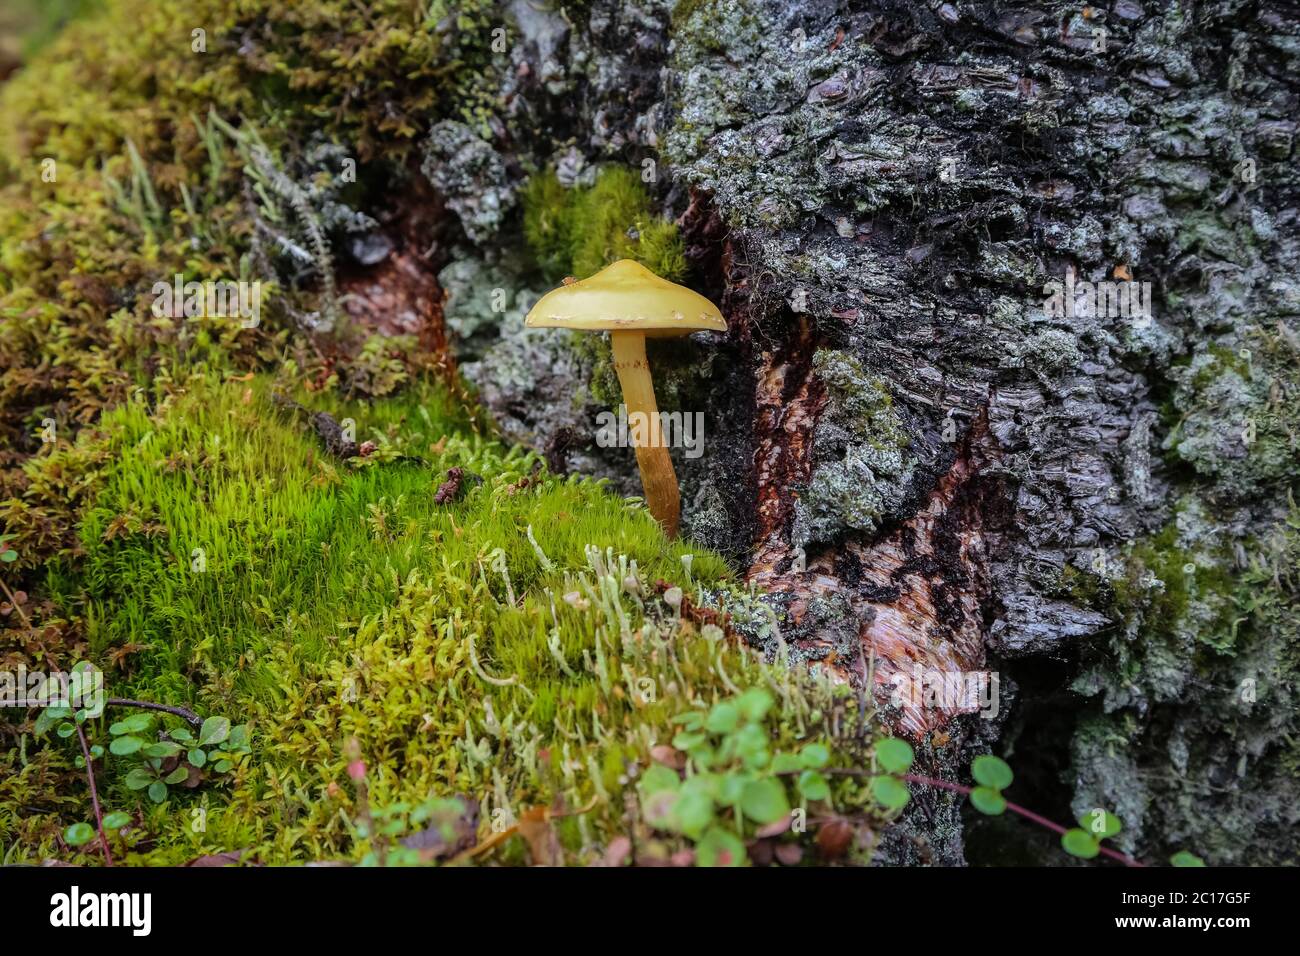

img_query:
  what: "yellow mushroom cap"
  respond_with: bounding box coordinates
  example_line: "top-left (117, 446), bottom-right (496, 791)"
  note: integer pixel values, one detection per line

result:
top-left (524, 259), bottom-right (726, 338)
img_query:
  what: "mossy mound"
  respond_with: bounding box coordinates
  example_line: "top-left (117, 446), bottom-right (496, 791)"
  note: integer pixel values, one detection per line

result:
top-left (1, 369), bottom-right (887, 865)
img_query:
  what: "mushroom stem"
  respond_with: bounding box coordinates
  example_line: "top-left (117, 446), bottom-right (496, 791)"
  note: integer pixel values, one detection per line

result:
top-left (610, 330), bottom-right (680, 539)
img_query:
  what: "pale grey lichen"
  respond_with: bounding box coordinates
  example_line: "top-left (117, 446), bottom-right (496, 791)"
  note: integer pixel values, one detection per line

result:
top-left (792, 350), bottom-right (914, 550)
top-left (421, 121), bottom-right (515, 243)
top-left (438, 256), bottom-right (540, 362)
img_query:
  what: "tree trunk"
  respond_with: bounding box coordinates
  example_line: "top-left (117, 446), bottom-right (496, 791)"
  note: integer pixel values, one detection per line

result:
top-left (438, 0), bottom-right (1300, 865)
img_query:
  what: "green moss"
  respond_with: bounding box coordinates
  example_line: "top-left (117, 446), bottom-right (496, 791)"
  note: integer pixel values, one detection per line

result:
top-left (1161, 332), bottom-right (1300, 498)
top-left (569, 333), bottom-right (622, 408)
top-left (1069, 503), bottom-right (1300, 861)
top-left (3, 369), bottom-right (887, 865)
top-left (520, 170), bottom-right (572, 280)
top-left (1114, 525), bottom-right (1238, 649)
top-left (1192, 345), bottom-right (1253, 390)
top-left (521, 165), bottom-right (686, 284)
top-left (1054, 563), bottom-right (1104, 608)
top-left (0, 0), bottom-right (884, 870)
top-left (671, 0), bottom-right (710, 29)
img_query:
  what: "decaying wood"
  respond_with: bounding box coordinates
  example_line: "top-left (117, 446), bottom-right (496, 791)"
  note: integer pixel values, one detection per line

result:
top-left (751, 402), bottom-right (1001, 738)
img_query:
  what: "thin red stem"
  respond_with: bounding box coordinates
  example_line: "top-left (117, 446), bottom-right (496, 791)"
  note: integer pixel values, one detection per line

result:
top-left (75, 724), bottom-right (114, 866)
top-left (904, 773), bottom-right (1144, 867)
top-left (0, 576), bottom-right (30, 626)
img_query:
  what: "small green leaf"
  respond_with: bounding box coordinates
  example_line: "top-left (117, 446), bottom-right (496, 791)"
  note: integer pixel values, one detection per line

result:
top-left (705, 701), bottom-right (740, 735)
top-left (67, 664), bottom-right (102, 708)
top-left (64, 823), bottom-right (95, 846)
top-left (125, 769), bottom-right (154, 790)
top-left (147, 781), bottom-right (168, 803)
top-left (971, 755), bottom-right (1014, 791)
top-left (740, 778), bottom-right (789, 824)
top-left (1170, 850), bottom-right (1206, 867)
top-left (672, 711), bottom-right (704, 731)
top-left (164, 766), bottom-right (190, 785)
top-left (110, 713), bottom-right (151, 735)
top-left (674, 789), bottom-right (714, 839)
top-left (188, 748), bottom-right (207, 767)
top-left (797, 770), bottom-right (830, 801)
top-left (56, 722), bottom-right (76, 739)
top-left (1, 549), bottom-right (18, 562)
top-left (871, 775), bottom-right (910, 811)
top-left (228, 725), bottom-right (249, 749)
top-left (169, 726), bottom-right (195, 743)
top-left (33, 708), bottom-right (57, 736)
top-left (638, 764), bottom-right (680, 796)
top-left (799, 742), bottom-right (831, 769)
top-left (672, 730), bottom-right (706, 751)
top-left (732, 722), bottom-right (767, 751)
top-left (102, 812), bottom-right (131, 829)
top-left (875, 738), bottom-right (914, 774)
top-left (733, 724), bottom-right (771, 769)
top-left (109, 735), bottom-right (144, 756)
top-left (641, 789), bottom-right (677, 830)
top-left (771, 753), bottom-right (803, 774)
top-left (716, 772), bottom-right (746, 805)
top-left (735, 688), bottom-right (774, 723)
top-left (969, 786), bottom-right (1007, 815)
top-left (198, 716), bottom-right (230, 746)
top-left (213, 760), bottom-right (233, 773)
top-left (696, 827), bottom-right (747, 867)
top-left (1080, 808), bottom-right (1122, 840)
top-left (144, 741), bottom-right (183, 759)
top-left (691, 747), bottom-right (717, 770)
top-left (1061, 828), bottom-right (1100, 859)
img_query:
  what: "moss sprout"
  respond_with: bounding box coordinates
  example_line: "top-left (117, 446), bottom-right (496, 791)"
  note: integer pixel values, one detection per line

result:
top-left (521, 165), bottom-right (686, 284)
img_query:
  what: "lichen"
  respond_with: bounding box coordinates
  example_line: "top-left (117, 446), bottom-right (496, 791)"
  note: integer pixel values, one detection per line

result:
top-left (1163, 339), bottom-right (1299, 498)
top-left (421, 120), bottom-right (516, 244)
top-left (438, 256), bottom-right (542, 362)
top-left (792, 350), bottom-right (915, 549)
top-left (1066, 499), bottom-right (1300, 860)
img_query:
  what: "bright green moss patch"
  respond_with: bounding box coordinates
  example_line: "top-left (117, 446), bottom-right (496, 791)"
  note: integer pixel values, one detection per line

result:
top-left (4, 370), bottom-right (886, 865)
top-left (518, 165), bottom-right (690, 410)
top-left (1110, 524), bottom-right (1239, 652)
top-left (521, 165), bottom-right (686, 283)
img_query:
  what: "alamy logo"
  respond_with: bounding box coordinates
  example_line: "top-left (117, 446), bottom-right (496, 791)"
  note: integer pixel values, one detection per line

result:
top-left (150, 274), bottom-right (261, 328)
top-left (1042, 267), bottom-right (1152, 324)
top-left (595, 404), bottom-right (705, 459)
top-left (49, 886), bottom-right (151, 936)
top-left (889, 666), bottom-right (1000, 719)
top-left (0, 663), bottom-right (103, 716)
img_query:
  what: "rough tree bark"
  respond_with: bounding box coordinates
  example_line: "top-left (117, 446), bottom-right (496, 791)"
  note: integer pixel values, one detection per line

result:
top-left (415, 0), bottom-right (1300, 865)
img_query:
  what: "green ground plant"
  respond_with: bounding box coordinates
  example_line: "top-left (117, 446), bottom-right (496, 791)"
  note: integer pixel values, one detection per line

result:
top-left (1, 368), bottom-right (895, 865)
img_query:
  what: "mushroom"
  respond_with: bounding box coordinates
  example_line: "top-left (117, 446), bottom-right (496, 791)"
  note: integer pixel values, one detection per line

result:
top-left (525, 259), bottom-right (726, 539)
